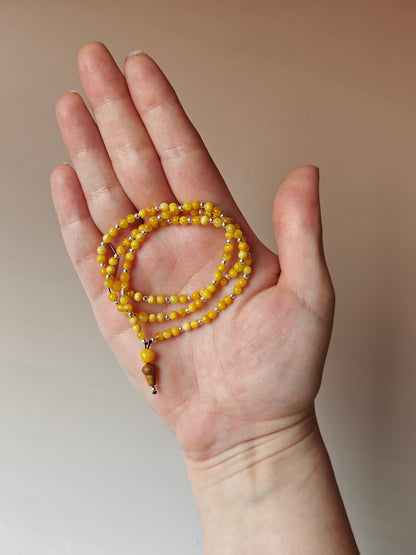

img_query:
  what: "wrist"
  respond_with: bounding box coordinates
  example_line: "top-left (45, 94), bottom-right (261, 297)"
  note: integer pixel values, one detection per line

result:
top-left (185, 412), bottom-right (358, 554)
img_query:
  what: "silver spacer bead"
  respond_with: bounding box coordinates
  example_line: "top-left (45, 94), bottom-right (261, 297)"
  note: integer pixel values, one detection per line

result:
top-left (167, 219), bottom-right (172, 224)
top-left (198, 319), bottom-right (203, 325)
top-left (187, 295), bottom-right (192, 301)
top-left (239, 259), bottom-right (245, 264)
top-left (187, 217), bottom-right (192, 223)
top-left (142, 296), bottom-right (148, 301)
top-left (123, 268), bottom-right (128, 273)
top-left (209, 217), bottom-right (214, 223)
top-left (165, 314), bottom-right (170, 320)
top-left (120, 290), bottom-right (126, 295)
top-left (221, 259), bottom-right (226, 265)
top-left (114, 301), bottom-right (119, 305)
top-left (222, 221), bottom-right (227, 227)
top-left (230, 293), bottom-right (236, 298)
top-left (214, 307), bottom-right (220, 312)
top-left (114, 253), bottom-right (119, 258)
top-left (165, 296), bottom-right (170, 303)
top-left (212, 280), bottom-right (217, 284)
top-left (225, 274), bottom-right (230, 280)
top-left (130, 248), bottom-right (135, 253)
top-left (134, 213), bottom-right (140, 219)
top-left (200, 202), bottom-right (204, 208)
top-left (237, 238), bottom-right (243, 242)
top-left (220, 213), bottom-right (226, 218)
top-left (106, 274), bottom-right (111, 279)
top-left (101, 241), bottom-right (106, 246)
top-left (185, 308), bottom-right (190, 313)
top-left (201, 297), bottom-right (206, 302)
top-left (157, 215), bottom-right (162, 220)
top-left (244, 274), bottom-right (249, 279)
top-left (100, 263), bottom-right (105, 268)
top-left (179, 326), bottom-right (183, 332)
top-left (155, 205), bottom-right (159, 211)
top-left (226, 239), bottom-right (232, 243)
top-left (128, 312), bottom-right (134, 317)
top-left (178, 205), bottom-right (183, 211)
top-left (115, 224), bottom-right (120, 230)
top-left (141, 230), bottom-right (147, 235)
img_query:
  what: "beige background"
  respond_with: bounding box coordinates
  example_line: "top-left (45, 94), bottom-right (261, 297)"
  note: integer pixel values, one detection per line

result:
top-left (1, 0), bottom-right (415, 553)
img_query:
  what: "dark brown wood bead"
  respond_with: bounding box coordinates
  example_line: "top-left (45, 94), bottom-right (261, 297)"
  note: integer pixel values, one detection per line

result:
top-left (142, 363), bottom-right (156, 386)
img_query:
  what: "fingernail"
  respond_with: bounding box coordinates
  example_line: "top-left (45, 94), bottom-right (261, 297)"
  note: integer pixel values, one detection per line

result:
top-left (68, 89), bottom-right (79, 94)
top-left (125, 49), bottom-right (144, 60)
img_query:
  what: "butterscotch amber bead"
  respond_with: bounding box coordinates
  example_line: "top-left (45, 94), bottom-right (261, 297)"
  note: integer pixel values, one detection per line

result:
top-left (204, 202), bottom-right (213, 212)
top-left (142, 363), bottom-right (156, 386)
top-left (140, 349), bottom-right (155, 363)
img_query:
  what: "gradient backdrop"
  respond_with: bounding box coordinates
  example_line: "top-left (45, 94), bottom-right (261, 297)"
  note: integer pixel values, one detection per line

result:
top-left (1, 1), bottom-right (415, 553)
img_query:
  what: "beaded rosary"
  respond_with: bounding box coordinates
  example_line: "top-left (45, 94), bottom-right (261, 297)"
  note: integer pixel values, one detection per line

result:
top-left (96, 201), bottom-right (252, 394)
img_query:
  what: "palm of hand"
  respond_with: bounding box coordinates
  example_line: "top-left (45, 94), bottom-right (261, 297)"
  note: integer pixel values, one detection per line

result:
top-left (52, 43), bottom-right (334, 462)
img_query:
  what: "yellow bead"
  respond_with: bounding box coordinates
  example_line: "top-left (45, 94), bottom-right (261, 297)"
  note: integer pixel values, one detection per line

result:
top-left (201, 315), bottom-right (210, 324)
top-left (112, 281), bottom-right (122, 292)
top-left (188, 303), bottom-right (197, 313)
top-left (154, 332), bottom-right (163, 342)
top-left (191, 216), bottom-right (200, 225)
top-left (192, 200), bottom-right (200, 210)
top-left (200, 215), bottom-right (209, 225)
top-left (224, 243), bottom-right (234, 252)
top-left (180, 216), bottom-right (188, 225)
top-left (200, 289), bottom-right (211, 300)
top-left (140, 349), bottom-right (155, 363)
top-left (149, 216), bottom-right (159, 228)
top-left (134, 292), bottom-right (143, 301)
top-left (204, 202), bottom-right (213, 213)
top-left (109, 257), bottom-right (118, 266)
top-left (120, 296), bottom-right (129, 305)
top-left (238, 241), bottom-right (249, 252)
top-left (207, 283), bottom-right (216, 293)
top-left (213, 218), bottom-right (222, 228)
top-left (207, 310), bottom-right (217, 320)
top-left (182, 322), bottom-right (191, 331)
top-left (169, 295), bottom-right (178, 304)
top-left (148, 313), bottom-right (157, 323)
top-left (217, 263), bottom-right (226, 273)
top-left (171, 216), bottom-right (180, 225)
top-left (117, 304), bottom-right (125, 312)
top-left (132, 323), bottom-right (142, 332)
top-left (159, 202), bottom-right (169, 211)
top-left (130, 240), bottom-right (140, 250)
top-left (138, 312), bottom-right (148, 323)
top-left (96, 255), bottom-right (106, 264)
top-left (213, 207), bottom-right (222, 217)
top-left (156, 313), bottom-right (165, 322)
top-left (220, 277), bottom-right (228, 286)
top-left (213, 271), bottom-right (222, 282)
top-left (171, 327), bottom-right (180, 336)
top-left (120, 273), bottom-right (130, 282)
top-left (169, 311), bottom-right (178, 320)
top-left (194, 299), bottom-right (203, 308)
top-left (102, 234), bottom-right (112, 243)
top-left (126, 213), bottom-right (135, 223)
top-left (183, 201), bottom-right (192, 212)
top-left (129, 316), bottom-right (138, 324)
top-left (234, 229), bottom-right (243, 238)
top-left (147, 295), bottom-right (155, 304)
top-left (190, 320), bottom-right (199, 329)
top-left (217, 301), bottom-right (226, 311)
top-left (233, 285), bottom-right (243, 295)
top-left (146, 206), bottom-right (156, 216)
top-left (229, 268), bottom-right (238, 278)
top-left (178, 308), bottom-right (187, 317)
top-left (122, 239), bottom-right (131, 248)
top-left (123, 303), bottom-right (133, 313)
top-left (105, 265), bottom-right (115, 274)
top-left (116, 246), bottom-right (126, 255)
top-left (234, 262), bottom-right (244, 272)
top-left (223, 295), bottom-right (232, 305)
top-left (109, 227), bottom-right (118, 236)
top-left (238, 278), bottom-right (247, 288)
top-left (103, 278), bottom-right (113, 288)
top-left (226, 224), bottom-right (235, 233)
top-left (138, 209), bottom-right (147, 219)
top-left (100, 267), bottom-right (107, 276)
top-left (119, 219), bottom-right (128, 228)
top-left (123, 260), bottom-right (132, 270)
top-left (243, 266), bottom-right (252, 275)
top-left (97, 245), bottom-right (107, 255)
top-left (162, 329), bottom-right (172, 339)
top-left (179, 294), bottom-right (188, 304)
top-left (108, 292), bottom-right (117, 302)
top-left (157, 295), bottom-right (165, 304)
top-left (169, 203), bottom-right (179, 215)
top-left (222, 252), bottom-right (232, 261)
top-left (137, 331), bottom-right (145, 340)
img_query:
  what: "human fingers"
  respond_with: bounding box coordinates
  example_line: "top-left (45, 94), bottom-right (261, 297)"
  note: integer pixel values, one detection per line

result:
top-left (50, 163), bottom-right (106, 306)
top-left (124, 51), bottom-right (236, 212)
top-left (77, 42), bottom-right (174, 207)
top-left (272, 166), bottom-right (335, 315)
top-left (55, 91), bottom-right (137, 230)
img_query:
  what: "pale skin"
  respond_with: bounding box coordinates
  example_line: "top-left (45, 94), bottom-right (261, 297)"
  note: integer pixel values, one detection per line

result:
top-left (51, 42), bottom-right (359, 554)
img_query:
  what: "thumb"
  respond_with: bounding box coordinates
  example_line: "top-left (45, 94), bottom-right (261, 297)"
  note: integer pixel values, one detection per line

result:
top-left (272, 165), bottom-right (333, 309)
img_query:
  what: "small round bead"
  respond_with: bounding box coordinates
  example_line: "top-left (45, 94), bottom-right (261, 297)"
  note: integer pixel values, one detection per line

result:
top-left (140, 349), bottom-right (155, 363)
top-left (182, 322), bottom-right (191, 331)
